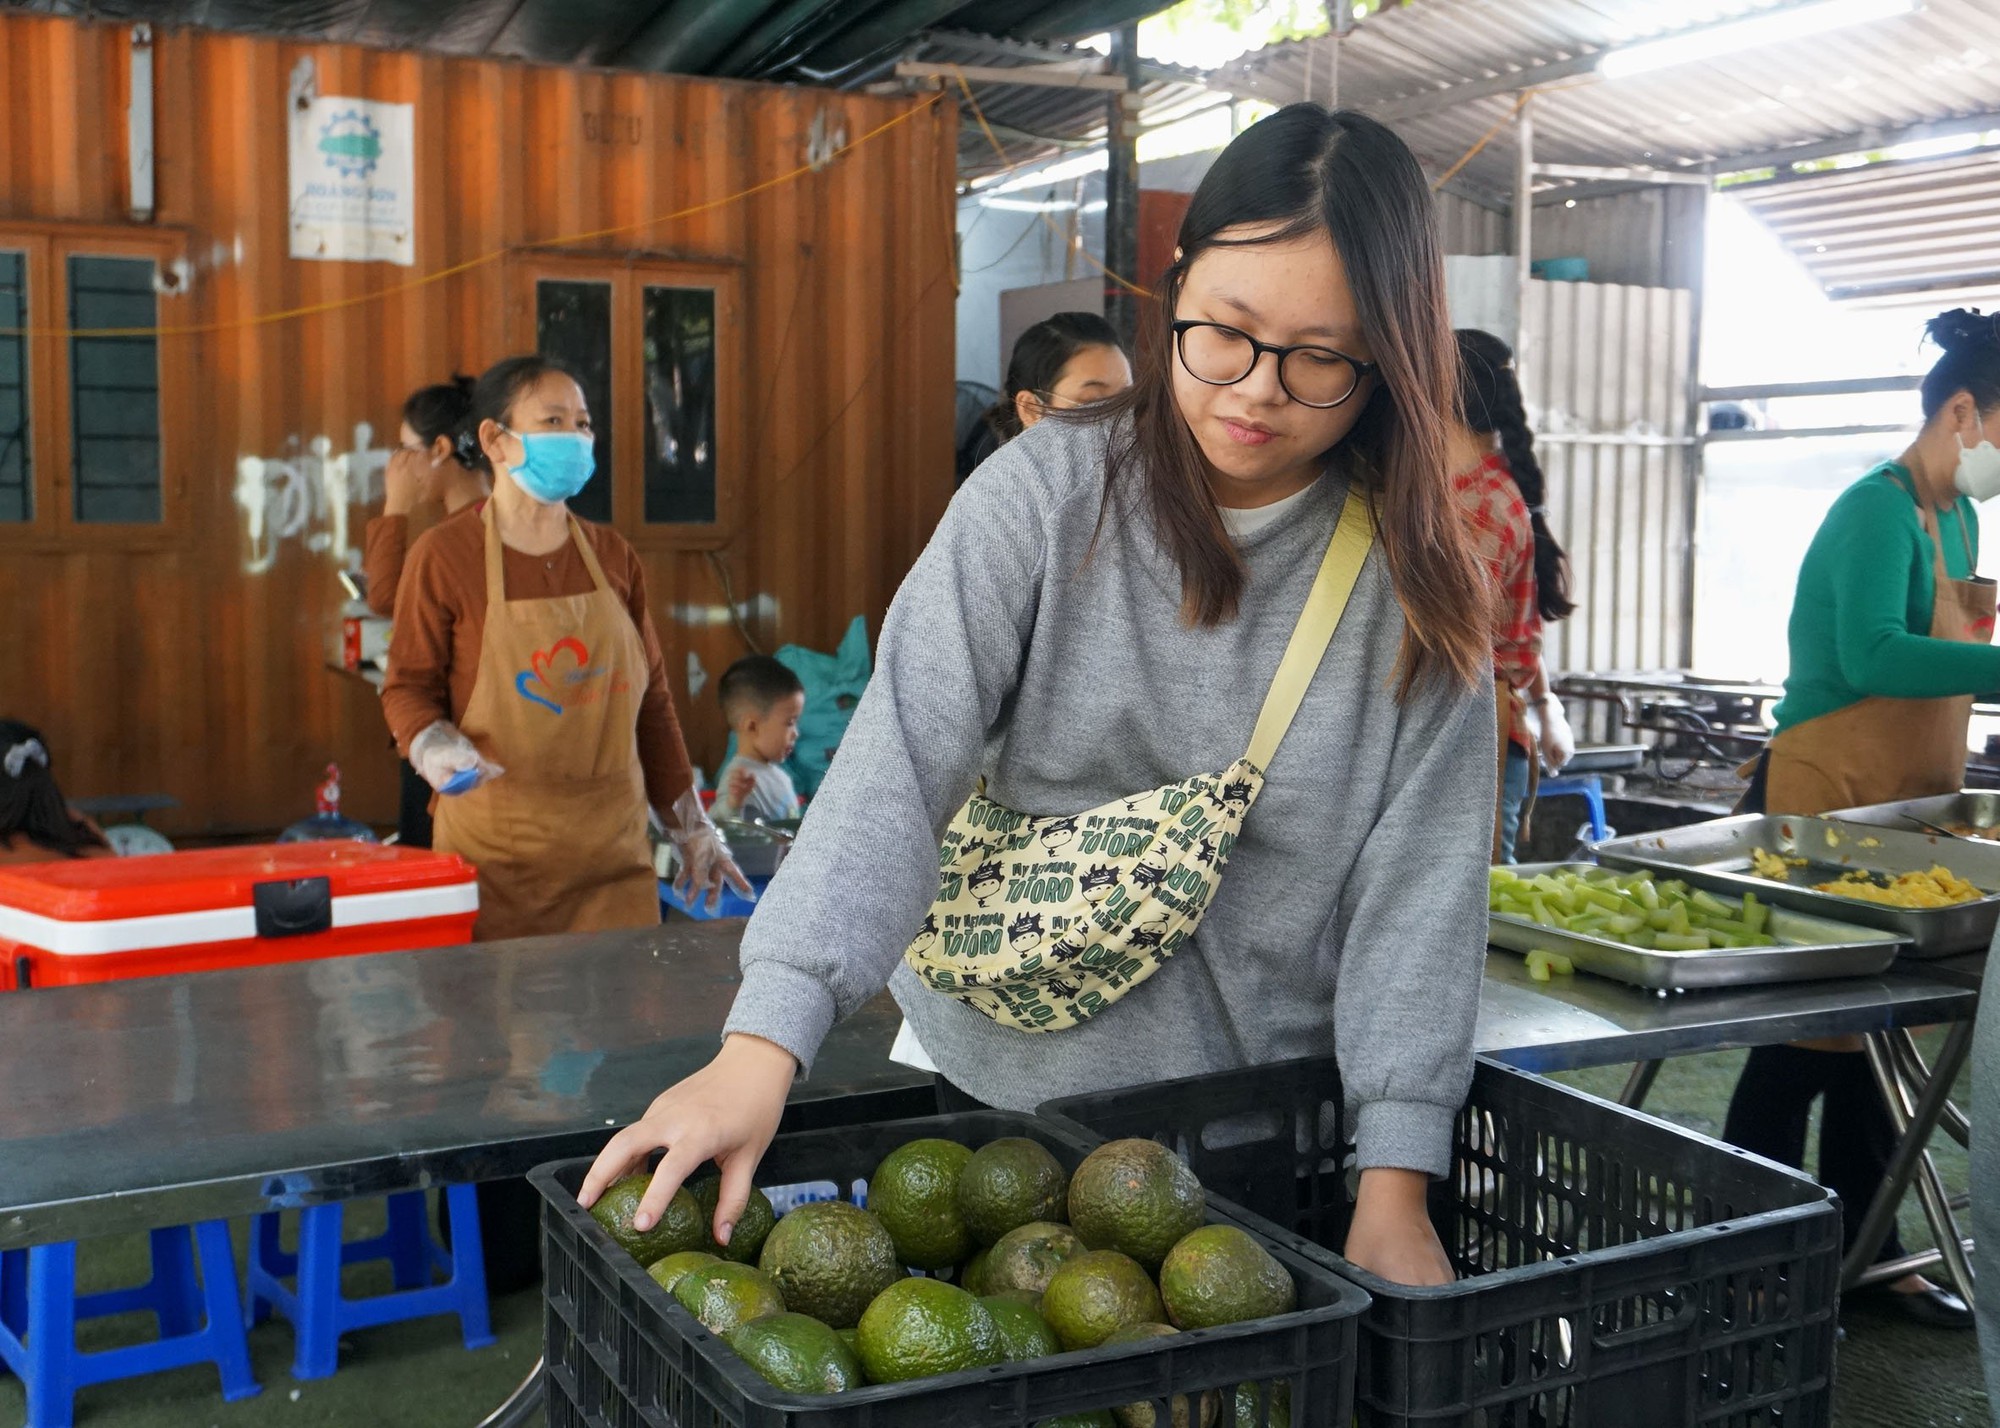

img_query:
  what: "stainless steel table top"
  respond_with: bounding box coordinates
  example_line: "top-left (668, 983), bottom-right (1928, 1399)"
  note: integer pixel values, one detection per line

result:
top-left (0, 924), bottom-right (925, 1250)
top-left (1, 925), bottom-right (1980, 1250)
top-left (1475, 949), bottom-right (1978, 1073)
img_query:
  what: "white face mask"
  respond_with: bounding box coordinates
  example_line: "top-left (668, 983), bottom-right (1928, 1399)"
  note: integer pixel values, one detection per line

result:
top-left (1953, 425), bottom-right (2000, 502)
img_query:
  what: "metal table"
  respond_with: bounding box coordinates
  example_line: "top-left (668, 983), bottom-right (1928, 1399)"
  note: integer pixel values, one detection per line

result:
top-left (1474, 949), bottom-right (1977, 1071)
top-left (0, 925), bottom-right (1983, 1420)
top-left (0, 923), bottom-right (931, 1428)
top-left (1476, 949), bottom-right (1984, 1301)
top-left (0, 923), bottom-right (928, 1252)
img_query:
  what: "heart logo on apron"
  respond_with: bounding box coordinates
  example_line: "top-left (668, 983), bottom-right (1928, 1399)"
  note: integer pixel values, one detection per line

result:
top-left (516, 636), bottom-right (593, 714)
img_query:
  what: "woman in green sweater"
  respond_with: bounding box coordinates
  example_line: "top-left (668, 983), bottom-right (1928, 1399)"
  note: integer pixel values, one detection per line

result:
top-left (1728, 308), bottom-right (2000, 1328)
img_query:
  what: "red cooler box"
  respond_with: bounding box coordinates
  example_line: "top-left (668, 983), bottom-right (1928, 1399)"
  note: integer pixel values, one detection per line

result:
top-left (0, 843), bottom-right (479, 989)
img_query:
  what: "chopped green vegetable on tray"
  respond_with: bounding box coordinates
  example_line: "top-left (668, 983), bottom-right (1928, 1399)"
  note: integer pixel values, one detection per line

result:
top-left (1523, 949), bottom-right (1574, 981)
top-left (1490, 867), bottom-right (1779, 953)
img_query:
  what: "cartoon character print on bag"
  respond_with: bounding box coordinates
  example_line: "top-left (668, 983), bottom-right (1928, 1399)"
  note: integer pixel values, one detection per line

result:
top-left (1039, 818), bottom-right (1079, 852)
top-left (968, 861), bottom-right (1005, 907)
top-left (1079, 864), bottom-right (1118, 904)
top-left (904, 763), bottom-right (1261, 1033)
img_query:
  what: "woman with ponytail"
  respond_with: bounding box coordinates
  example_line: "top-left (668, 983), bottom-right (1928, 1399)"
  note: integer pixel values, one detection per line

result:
top-left (1726, 308), bottom-right (2000, 1331)
top-left (1451, 329), bottom-right (1575, 861)
top-left (365, 376), bottom-right (490, 848)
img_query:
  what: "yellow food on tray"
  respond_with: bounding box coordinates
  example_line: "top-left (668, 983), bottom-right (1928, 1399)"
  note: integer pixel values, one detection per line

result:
top-left (1750, 848), bottom-right (1807, 883)
top-left (1811, 866), bottom-right (1981, 908)
top-left (1943, 822), bottom-right (2000, 842)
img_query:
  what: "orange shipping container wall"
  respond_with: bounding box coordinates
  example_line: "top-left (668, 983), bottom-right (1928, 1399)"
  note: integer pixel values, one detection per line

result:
top-left (0, 14), bottom-right (958, 835)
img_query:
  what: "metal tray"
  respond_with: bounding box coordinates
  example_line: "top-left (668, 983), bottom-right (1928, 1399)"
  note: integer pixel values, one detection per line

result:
top-left (1593, 815), bottom-right (2000, 957)
top-left (1490, 862), bottom-right (1906, 991)
top-left (1565, 744), bottom-right (1648, 775)
top-left (1827, 790), bottom-right (2000, 842)
top-left (715, 818), bottom-right (793, 878)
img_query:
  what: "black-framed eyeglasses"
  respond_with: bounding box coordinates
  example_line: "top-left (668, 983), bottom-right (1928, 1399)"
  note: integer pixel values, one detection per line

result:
top-left (1171, 320), bottom-right (1378, 410)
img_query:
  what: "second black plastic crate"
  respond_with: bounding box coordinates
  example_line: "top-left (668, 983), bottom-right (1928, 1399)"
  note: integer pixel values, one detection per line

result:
top-left (532, 1108), bottom-right (1372, 1428)
top-left (1042, 1056), bottom-right (1841, 1427)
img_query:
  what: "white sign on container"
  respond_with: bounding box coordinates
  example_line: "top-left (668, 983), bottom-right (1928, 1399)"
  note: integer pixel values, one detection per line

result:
top-left (289, 96), bottom-right (415, 266)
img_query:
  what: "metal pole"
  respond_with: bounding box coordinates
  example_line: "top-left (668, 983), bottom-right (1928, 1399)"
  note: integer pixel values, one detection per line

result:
top-left (1677, 180), bottom-right (1712, 669)
top-left (1617, 1060), bottom-right (1663, 1109)
top-left (1327, 0), bottom-right (1352, 110)
top-left (1513, 94), bottom-right (1535, 360)
top-left (1891, 1026), bottom-right (1971, 1148)
top-left (1104, 23), bottom-right (1142, 346)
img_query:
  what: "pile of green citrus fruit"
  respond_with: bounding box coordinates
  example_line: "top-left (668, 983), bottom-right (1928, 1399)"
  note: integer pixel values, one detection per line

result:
top-left (586, 1136), bottom-right (1298, 1424)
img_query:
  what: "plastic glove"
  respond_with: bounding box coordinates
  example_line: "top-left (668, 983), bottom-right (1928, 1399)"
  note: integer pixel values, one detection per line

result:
top-left (1535, 696), bottom-right (1576, 774)
top-left (409, 720), bottom-right (504, 795)
top-left (665, 787), bottom-right (754, 914)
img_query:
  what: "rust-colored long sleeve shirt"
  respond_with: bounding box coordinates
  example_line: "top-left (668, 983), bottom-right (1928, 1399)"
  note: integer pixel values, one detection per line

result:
top-left (381, 506), bottom-right (696, 814)
top-left (362, 515), bottom-right (410, 617)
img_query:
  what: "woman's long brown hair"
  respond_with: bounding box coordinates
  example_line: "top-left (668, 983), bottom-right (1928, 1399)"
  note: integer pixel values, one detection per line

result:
top-left (1083, 105), bottom-right (1489, 699)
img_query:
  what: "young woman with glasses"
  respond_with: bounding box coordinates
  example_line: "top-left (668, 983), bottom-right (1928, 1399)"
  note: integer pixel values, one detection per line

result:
top-left (585, 105), bottom-right (1495, 1289)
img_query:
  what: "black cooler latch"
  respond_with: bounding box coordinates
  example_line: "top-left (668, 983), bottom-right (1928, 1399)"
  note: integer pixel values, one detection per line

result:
top-left (253, 876), bottom-right (333, 938)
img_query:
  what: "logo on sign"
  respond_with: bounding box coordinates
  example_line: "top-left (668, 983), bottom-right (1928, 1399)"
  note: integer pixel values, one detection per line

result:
top-left (318, 111), bottom-right (384, 180)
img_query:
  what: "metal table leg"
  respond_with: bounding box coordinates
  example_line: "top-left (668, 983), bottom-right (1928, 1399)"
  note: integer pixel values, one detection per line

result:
top-left (1618, 1059), bottom-right (1663, 1109)
top-left (1841, 1024), bottom-right (1976, 1304)
top-left (476, 1356), bottom-right (545, 1428)
top-left (1889, 1028), bottom-right (1971, 1149)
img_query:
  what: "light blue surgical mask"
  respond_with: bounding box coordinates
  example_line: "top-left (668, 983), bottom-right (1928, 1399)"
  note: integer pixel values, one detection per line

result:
top-left (501, 427), bottom-right (595, 504)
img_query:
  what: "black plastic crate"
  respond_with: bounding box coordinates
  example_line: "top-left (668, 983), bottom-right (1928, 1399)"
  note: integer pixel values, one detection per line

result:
top-left (1041, 1056), bottom-right (1841, 1427)
top-left (531, 1109), bottom-right (1371, 1428)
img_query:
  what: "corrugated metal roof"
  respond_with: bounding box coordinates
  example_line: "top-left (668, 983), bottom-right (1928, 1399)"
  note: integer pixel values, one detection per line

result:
top-left (10, 0), bottom-right (1213, 179)
top-left (3, 0), bottom-right (1175, 81)
top-left (1216, 0), bottom-right (2000, 205)
top-left (1729, 148), bottom-right (2000, 303)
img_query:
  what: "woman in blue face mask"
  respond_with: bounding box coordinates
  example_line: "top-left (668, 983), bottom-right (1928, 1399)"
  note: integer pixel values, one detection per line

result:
top-left (382, 355), bottom-right (749, 947)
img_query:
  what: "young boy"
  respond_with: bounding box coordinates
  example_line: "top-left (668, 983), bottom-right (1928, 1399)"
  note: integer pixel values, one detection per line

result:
top-left (712, 656), bottom-right (805, 823)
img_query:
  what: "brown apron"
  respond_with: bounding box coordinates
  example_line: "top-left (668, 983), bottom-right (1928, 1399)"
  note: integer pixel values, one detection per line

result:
top-left (433, 504), bottom-right (660, 942)
top-left (1765, 489), bottom-right (1996, 817)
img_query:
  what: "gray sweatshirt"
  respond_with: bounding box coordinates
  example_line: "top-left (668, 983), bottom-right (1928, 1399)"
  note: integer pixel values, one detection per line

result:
top-left (723, 416), bottom-right (1494, 1177)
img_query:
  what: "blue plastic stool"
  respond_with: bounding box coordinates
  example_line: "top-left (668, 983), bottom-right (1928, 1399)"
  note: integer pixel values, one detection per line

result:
top-left (245, 1186), bottom-right (494, 1380)
top-left (1539, 773), bottom-right (1611, 844)
top-left (0, 1222), bottom-right (258, 1428)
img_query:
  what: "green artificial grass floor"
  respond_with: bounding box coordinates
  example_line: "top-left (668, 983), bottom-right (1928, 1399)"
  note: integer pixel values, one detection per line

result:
top-left (2, 1043), bottom-right (1986, 1427)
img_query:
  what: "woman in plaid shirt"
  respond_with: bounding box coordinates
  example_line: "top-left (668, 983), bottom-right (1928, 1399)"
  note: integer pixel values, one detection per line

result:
top-left (1450, 329), bottom-right (1576, 861)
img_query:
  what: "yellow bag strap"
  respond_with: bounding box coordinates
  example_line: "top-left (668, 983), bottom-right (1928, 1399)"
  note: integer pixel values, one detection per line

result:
top-left (1244, 486), bottom-right (1376, 772)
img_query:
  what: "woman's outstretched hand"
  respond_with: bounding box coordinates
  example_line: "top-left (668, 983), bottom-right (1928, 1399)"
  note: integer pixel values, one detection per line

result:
top-left (579, 1034), bottom-right (797, 1246)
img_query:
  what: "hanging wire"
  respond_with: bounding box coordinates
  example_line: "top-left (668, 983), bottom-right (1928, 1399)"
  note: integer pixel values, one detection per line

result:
top-left (1432, 91), bottom-right (1534, 192)
top-left (948, 67), bottom-right (1153, 299)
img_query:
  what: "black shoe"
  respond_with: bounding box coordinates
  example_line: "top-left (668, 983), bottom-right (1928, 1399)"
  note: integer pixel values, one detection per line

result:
top-left (1856, 1281), bottom-right (1975, 1330)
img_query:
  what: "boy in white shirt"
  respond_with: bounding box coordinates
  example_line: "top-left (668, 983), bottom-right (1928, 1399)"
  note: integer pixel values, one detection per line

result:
top-left (712, 656), bottom-right (805, 823)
